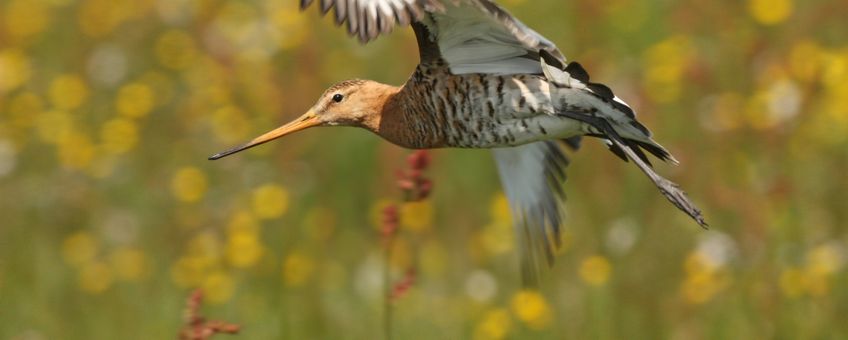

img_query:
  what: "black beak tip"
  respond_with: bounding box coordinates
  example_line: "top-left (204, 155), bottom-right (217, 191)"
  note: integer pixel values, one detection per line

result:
top-left (208, 143), bottom-right (254, 161)
top-left (208, 149), bottom-right (234, 161)
top-left (208, 150), bottom-right (234, 161)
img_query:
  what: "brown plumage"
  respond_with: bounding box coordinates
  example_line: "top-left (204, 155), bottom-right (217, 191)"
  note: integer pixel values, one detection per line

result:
top-left (210, 0), bottom-right (707, 281)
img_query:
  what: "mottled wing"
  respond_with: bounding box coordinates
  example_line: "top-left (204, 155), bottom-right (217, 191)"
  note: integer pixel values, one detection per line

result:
top-left (410, 0), bottom-right (565, 74)
top-left (492, 141), bottom-right (569, 283)
top-left (427, 0), bottom-right (566, 74)
top-left (300, 0), bottom-right (568, 74)
top-left (299, 0), bottom-right (444, 42)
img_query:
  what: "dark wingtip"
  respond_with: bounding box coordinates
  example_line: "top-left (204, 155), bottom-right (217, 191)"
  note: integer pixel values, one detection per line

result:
top-left (539, 49), bottom-right (564, 70)
top-left (695, 215), bottom-right (709, 230)
top-left (561, 136), bottom-right (582, 151)
top-left (565, 62), bottom-right (590, 83)
top-left (300, 0), bottom-right (313, 10)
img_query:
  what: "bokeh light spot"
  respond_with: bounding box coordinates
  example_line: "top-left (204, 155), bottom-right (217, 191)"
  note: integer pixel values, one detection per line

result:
top-left (748, 0), bottom-right (793, 25)
top-left (171, 167), bottom-right (208, 203)
top-left (510, 290), bottom-right (552, 330)
top-left (116, 83), bottom-right (155, 118)
top-left (251, 184), bottom-right (289, 220)
top-left (49, 74), bottom-right (89, 110)
top-left (579, 255), bottom-right (612, 286)
top-left (155, 29), bottom-right (198, 70)
top-left (62, 232), bottom-right (99, 267)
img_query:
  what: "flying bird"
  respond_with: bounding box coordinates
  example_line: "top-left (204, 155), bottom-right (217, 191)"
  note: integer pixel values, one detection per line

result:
top-left (210, 0), bottom-right (707, 279)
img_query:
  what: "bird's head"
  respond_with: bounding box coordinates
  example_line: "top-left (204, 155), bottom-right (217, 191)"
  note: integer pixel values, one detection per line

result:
top-left (209, 79), bottom-right (398, 160)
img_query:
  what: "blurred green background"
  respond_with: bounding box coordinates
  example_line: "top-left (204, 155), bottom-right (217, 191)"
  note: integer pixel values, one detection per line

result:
top-left (1, 0), bottom-right (847, 338)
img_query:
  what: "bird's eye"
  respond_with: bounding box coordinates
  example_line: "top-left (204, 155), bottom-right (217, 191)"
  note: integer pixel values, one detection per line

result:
top-left (332, 94), bottom-right (344, 102)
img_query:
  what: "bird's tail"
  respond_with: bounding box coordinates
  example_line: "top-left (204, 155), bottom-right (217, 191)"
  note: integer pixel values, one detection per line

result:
top-left (603, 136), bottom-right (679, 167)
top-left (559, 112), bottom-right (707, 228)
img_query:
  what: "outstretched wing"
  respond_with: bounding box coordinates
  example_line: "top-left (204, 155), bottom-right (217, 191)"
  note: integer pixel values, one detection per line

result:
top-left (492, 141), bottom-right (571, 283)
top-left (299, 0), bottom-right (444, 42)
top-left (300, 0), bottom-right (567, 74)
top-left (422, 0), bottom-right (566, 74)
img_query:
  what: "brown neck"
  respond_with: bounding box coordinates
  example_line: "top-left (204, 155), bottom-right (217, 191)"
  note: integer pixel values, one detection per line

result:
top-left (360, 85), bottom-right (418, 148)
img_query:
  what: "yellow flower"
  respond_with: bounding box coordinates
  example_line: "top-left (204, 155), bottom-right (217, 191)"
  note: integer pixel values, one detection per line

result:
top-left (684, 252), bottom-right (716, 276)
top-left (202, 271), bottom-right (236, 304)
top-left (49, 74), bottom-right (89, 110)
top-left (821, 52), bottom-right (848, 89)
top-left (789, 40), bottom-right (823, 83)
top-left (474, 308), bottom-right (512, 340)
top-left (803, 268), bottom-right (830, 297)
top-left (155, 29), bottom-right (198, 70)
top-left (116, 83), bottom-right (155, 118)
top-left (779, 267), bottom-right (804, 298)
top-left (490, 193), bottom-right (512, 222)
top-left (57, 131), bottom-right (96, 170)
top-left (100, 118), bottom-right (138, 155)
top-left (510, 290), bottom-right (552, 329)
top-left (251, 184), bottom-right (289, 219)
top-left (401, 201), bottom-right (433, 233)
top-left (806, 244), bottom-right (843, 276)
top-left (78, 261), bottom-right (114, 294)
top-left (579, 255), bottom-right (612, 286)
top-left (171, 167), bottom-right (207, 203)
top-left (227, 210), bottom-right (260, 234)
top-left (748, 0), bottom-right (793, 25)
top-left (642, 35), bottom-right (693, 103)
top-left (282, 251), bottom-right (314, 287)
top-left (0, 49), bottom-right (31, 93)
top-left (680, 252), bottom-right (729, 304)
top-left (109, 247), bottom-right (149, 281)
top-left (226, 231), bottom-right (264, 268)
top-left (77, 0), bottom-right (131, 37)
top-left (3, 0), bottom-right (50, 40)
top-left (681, 271), bottom-right (725, 304)
top-left (62, 232), bottom-right (99, 267)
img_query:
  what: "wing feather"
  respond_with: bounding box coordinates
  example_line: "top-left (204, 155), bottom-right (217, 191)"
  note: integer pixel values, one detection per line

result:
top-left (302, 0), bottom-right (440, 42)
top-left (492, 141), bottom-right (571, 283)
top-left (300, 0), bottom-right (569, 72)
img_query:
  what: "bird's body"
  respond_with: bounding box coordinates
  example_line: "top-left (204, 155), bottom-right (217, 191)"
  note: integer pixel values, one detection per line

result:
top-left (211, 0), bottom-right (707, 278)
top-left (341, 61), bottom-right (652, 152)
top-left (358, 64), bottom-right (574, 149)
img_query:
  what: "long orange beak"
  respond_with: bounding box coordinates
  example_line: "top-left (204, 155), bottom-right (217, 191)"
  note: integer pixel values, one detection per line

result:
top-left (208, 110), bottom-right (321, 160)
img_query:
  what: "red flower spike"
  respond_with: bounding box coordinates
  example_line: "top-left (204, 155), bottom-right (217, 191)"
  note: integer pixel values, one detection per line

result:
top-left (390, 268), bottom-right (417, 302)
top-left (407, 150), bottom-right (430, 170)
top-left (381, 204), bottom-right (400, 245)
top-left (178, 289), bottom-right (241, 340)
top-left (417, 179), bottom-right (432, 200)
top-left (396, 178), bottom-right (414, 191)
